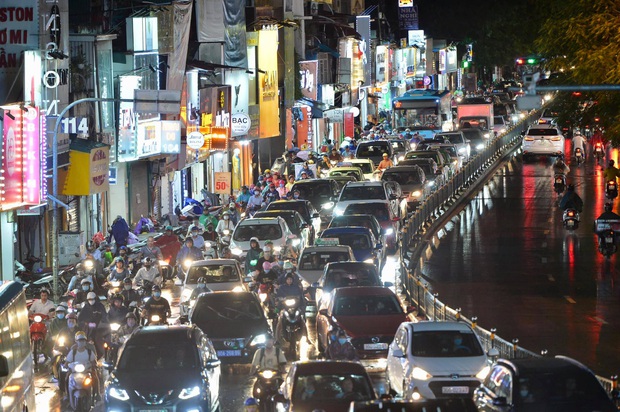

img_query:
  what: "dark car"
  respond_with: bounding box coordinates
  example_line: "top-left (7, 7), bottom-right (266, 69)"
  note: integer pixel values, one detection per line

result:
top-left (290, 179), bottom-right (342, 226)
top-left (330, 174), bottom-right (360, 189)
top-left (350, 399), bottom-right (478, 412)
top-left (320, 226), bottom-right (384, 269)
top-left (397, 158), bottom-right (444, 190)
top-left (275, 360), bottom-right (377, 412)
top-left (461, 128), bottom-right (488, 155)
top-left (253, 210), bottom-right (311, 250)
top-left (328, 214), bottom-right (384, 243)
top-left (473, 356), bottom-right (616, 412)
top-left (356, 140), bottom-right (393, 165)
top-left (381, 165), bottom-right (428, 210)
top-left (266, 199), bottom-right (321, 240)
top-left (189, 291), bottom-right (270, 363)
top-left (104, 325), bottom-right (221, 411)
top-left (316, 286), bottom-right (411, 358)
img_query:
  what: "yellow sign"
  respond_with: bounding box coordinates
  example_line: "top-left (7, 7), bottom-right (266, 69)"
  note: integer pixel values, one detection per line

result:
top-left (61, 144), bottom-right (110, 196)
top-left (258, 28), bottom-right (280, 138)
top-left (214, 172), bottom-right (231, 194)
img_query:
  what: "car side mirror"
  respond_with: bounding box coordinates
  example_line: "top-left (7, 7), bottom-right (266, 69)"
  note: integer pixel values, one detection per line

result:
top-left (492, 396), bottom-right (508, 406)
top-left (243, 276), bottom-right (253, 283)
top-left (273, 393), bottom-right (288, 404)
top-left (392, 348), bottom-right (405, 358)
top-left (206, 359), bottom-right (221, 370)
top-left (311, 282), bottom-right (320, 288)
top-left (0, 355), bottom-right (9, 377)
top-left (383, 281), bottom-right (394, 288)
top-left (318, 308), bottom-right (328, 316)
top-left (487, 347), bottom-right (500, 359)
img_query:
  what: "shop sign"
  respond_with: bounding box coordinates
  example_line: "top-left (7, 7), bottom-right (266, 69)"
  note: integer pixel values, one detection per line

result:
top-left (117, 75), bottom-right (141, 161)
top-left (231, 113), bottom-right (251, 136)
top-left (136, 120), bottom-right (181, 158)
top-left (407, 30), bottom-right (425, 48)
top-left (214, 172), bottom-right (231, 194)
top-left (446, 48), bottom-right (458, 73)
top-left (187, 131), bottom-right (205, 150)
top-left (398, 5), bottom-right (418, 30)
top-left (258, 28), bottom-right (279, 138)
top-left (438, 49), bottom-right (446, 73)
top-left (299, 60), bottom-right (318, 101)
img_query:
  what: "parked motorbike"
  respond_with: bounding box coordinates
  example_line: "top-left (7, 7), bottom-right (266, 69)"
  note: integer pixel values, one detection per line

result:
top-left (598, 229), bottom-right (617, 259)
top-left (563, 208), bottom-right (580, 231)
top-left (277, 297), bottom-right (305, 361)
top-left (553, 174), bottom-right (566, 196)
top-left (594, 142), bottom-right (605, 163)
top-left (29, 313), bottom-right (49, 371)
top-left (606, 180), bottom-right (618, 201)
top-left (252, 369), bottom-right (282, 412)
top-left (65, 362), bottom-right (95, 412)
top-left (574, 148), bottom-right (584, 166)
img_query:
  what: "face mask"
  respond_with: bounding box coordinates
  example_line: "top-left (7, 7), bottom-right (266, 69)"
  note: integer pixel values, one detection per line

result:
top-left (520, 390), bottom-right (529, 397)
top-left (87, 299), bottom-right (96, 305)
top-left (277, 261), bottom-right (284, 266)
top-left (67, 321), bottom-right (76, 329)
top-left (254, 192), bottom-right (260, 196)
top-left (279, 184), bottom-right (284, 187)
top-left (330, 334), bottom-right (337, 342)
top-left (454, 338), bottom-right (463, 345)
top-left (198, 283), bottom-right (206, 289)
top-left (127, 319), bottom-right (136, 328)
top-left (57, 313), bottom-right (65, 319)
top-left (294, 194), bottom-right (299, 199)
top-left (77, 340), bottom-right (86, 348)
top-left (153, 292), bottom-right (161, 298)
top-left (338, 338), bottom-right (347, 345)
top-left (82, 285), bottom-right (89, 291)
top-left (124, 285), bottom-right (132, 290)
top-left (224, 216), bottom-right (230, 220)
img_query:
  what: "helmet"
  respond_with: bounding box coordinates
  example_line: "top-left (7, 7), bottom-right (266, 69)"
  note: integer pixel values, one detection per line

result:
top-left (165, 225), bottom-right (173, 231)
top-left (605, 202), bottom-right (613, 212)
top-left (81, 279), bottom-right (91, 285)
top-left (87, 292), bottom-right (97, 300)
top-left (55, 304), bottom-right (67, 313)
top-left (40, 288), bottom-right (50, 295)
top-left (115, 257), bottom-right (125, 264)
top-left (143, 257), bottom-right (153, 265)
top-left (241, 185), bottom-right (249, 190)
top-left (262, 261), bottom-right (272, 272)
top-left (574, 130), bottom-right (581, 135)
top-left (610, 160), bottom-right (615, 167)
top-left (244, 398), bottom-right (259, 406)
top-left (222, 210), bottom-right (231, 216)
top-left (184, 237), bottom-right (194, 244)
top-left (383, 153), bottom-right (388, 157)
top-left (100, 241), bottom-right (108, 249)
top-left (265, 169), bottom-right (271, 174)
top-left (123, 277), bottom-right (132, 284)
top-left (66, 313), bottom-right (78, 320)
top-left (75, 331), bottom-right (87, 341)
top-left (152, 285), bottom-right (161, 293)
top-left (112, 293), bottom-right (124, 302)
top-left (250, 237), bottom-right (259, 244)
top-left (86, 240), bottom-right (96, 252)
top-left (75, 262), bottom-right (84, 273)
top-left (119, 245), bottom-right (128, 251)
top-left (283, 261), bottom-right (294, 271)
top-left (197, 277), bottom-right (207, 284)
top-left (125, 312), bottom-right (137, 320)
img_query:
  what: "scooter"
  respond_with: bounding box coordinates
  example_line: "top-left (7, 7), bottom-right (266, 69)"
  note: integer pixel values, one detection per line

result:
top-left (553, 174), bottom-right (566, 196)
top-left (598, 229), bottom-right (617, 259)
top-left (563, 208), bottom-right (580, 231)
top-left (574, 148), bottom-right (584, 166)
top-left (606, 180), bottom-right (618, 201)
top-left (594, 142), bottom-right (605, 163)
top-left (218, 229), bottom-right (232, 256)
top-left (103, 322), bottom-right (122, 366)
top-left (277, 297), bottom-right (305, 361)
top-left (252, 369), bottom-right (282, 412)
top-left (158, 259), bottom-right (174, 286)
top-left (204, 241), bottom-right (218, 260)
top-left (30, 313), bottom-right (49, 371)
top-left (65, 362), bottom-right (95, 412)
top-left (52, 333), bottom-right (71, 383)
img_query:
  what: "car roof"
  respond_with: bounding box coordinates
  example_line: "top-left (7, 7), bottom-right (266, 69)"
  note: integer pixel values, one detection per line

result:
top-left (342, 181), bottom-right (385, 187)
top-left (350, 158), bottom-right (373, 163)
top-left (190, 259), bottom-right (239, 266)
top-left (325, 261), bottom-right (376, 270)
top-left (197, 290), bottom-right (255, 299)
top-left (291, 179), bottom-right (332, 186)
top-left (128, 325), bottom-right (199, 344)
top-left (269, 200), bottom-right (309, 206)
top-left (333, 286), bottom-right (394, 296)
top-left (332, 214), bottom-right (380, 222)
top-left (383, 165), bottom-right (423, 173)
top-left (254, 210), bottom-right (299, 217)
top-left (302, 245), bottom-right (353, 253)
top-left (293, 360), bottom-right (370, 374)
top-left (405, 321), bottom-right (475, 333)
top-left (238, 217), bottom-right (284, 225)
top-left (322, 226), bottom-right (373, 235)
top-left (498, 356), bottom-right (593, 376)
top-left (528, 124), bottom-right (556, 129)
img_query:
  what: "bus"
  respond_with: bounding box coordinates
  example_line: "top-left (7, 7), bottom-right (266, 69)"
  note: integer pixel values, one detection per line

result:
top-left (392, 89), bottom-right (453, 136)
top-left (0, 281), bottom-right (36, 411)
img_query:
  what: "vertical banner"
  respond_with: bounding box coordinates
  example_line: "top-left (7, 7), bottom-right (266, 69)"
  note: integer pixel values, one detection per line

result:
top-left (258, 28), bottom-right (280, 138)
top-left (117, 75), bottom-right (141, 161)
top-left (344, 112), bottom-right (354, 139)
top-left (90, 146), bottom-right (110, 193)
top-left (398, 0), bottom-right (419, 30)
top-left (355, 16), bottom-right (371, 86)
top-left (299, 60), bottom-right (318, 101)
top-left (223, 0), bottom-right (248, 69)
top-left (195, 0), bottom-right (225, 42)
top-left (0, 106), bottom-right (23, 209)
top-left (23, 107), bottom-right (41, 205)
top-left (167, 2), bottom-right (193, 91)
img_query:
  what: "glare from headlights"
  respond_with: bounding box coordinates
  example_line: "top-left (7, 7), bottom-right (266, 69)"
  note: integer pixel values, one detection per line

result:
top-left (231, 248), bottom-right (243, 256)
top-left (384, 228), bottom-right (394, 235)
top-left (411, 366), bottom-right (432, 380)
top-left (519, 113), bottom-right (525, 119)
top-left (458, 147), bottom-right (466, 153)
top-left (232, 286), bottom-right (244, 292)
top-left (398, 156), bottom-right (404, 162)
top-left (158, 260), bottom-right (167, 266)
top-left (285, 298), bottom-right (296, 307)
top-left (151, 314), bottom-right (160, 323)
top-left (250, 334), bottom-right (267, 346)
top-left (364, 259), bottom-right (374, 264)
top-left (322, 202), bottom-right (334, 210)
top-left (109, 387), bottom-right (130, 401)
top-left (333, 208), bottom-right (344, 217)
top-left (273, 245), bottom-right (282, 252)
top-left (483, 132), bottom-right (491, 138)
top-left (411, 391), bottom-right (422, 401)
top-left (34, 315), bottom-right (42, 323)
top-left (74, 364), bottom-right (86, 373)
top-left (426, 181), bottom-right (435, 187)
top-left (183, 259), bottom-right (192, 268)
top-left (178, 386), bottom-right (201, 399)
top-left (110, 323), bottom-right (121, 332)
top-left (57, 336), bottom-right (66, 346)
top-left (204, 241), bottom-right (212, 248)
top-left (292, 238), bottom-right (301, 246)
top-left (476, 144), bottom-right (484, 150)
top-left (476, 365), bottom-right (491, 380)
top-left (259, 293), bottom-right (268, 302)
top-left (261, 370), bottom-right (275, 379)
top-left (411, 190), bottom-right (422, 198)
top-left (181, 290), bottom-right (191, 301)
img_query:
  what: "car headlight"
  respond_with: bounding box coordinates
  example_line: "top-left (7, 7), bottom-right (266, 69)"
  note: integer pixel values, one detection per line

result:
top-left (364, 258), bottom-right (374, 264)
top-left (322, 202), bottom-right (334, 210)
top-left (250, 334), bottom-right (267, 346)
top-left (458, 147), bottom-right (466, 153)
top-left (231, 247), bottom-right (243, 256)
top-left (483, 132), bottom-right (491, 138)
top-left (178, 386), bottom-right (201, 400)
top-left (410, 190), bottom-right (422, 198)
top-left (411, 366), bottom-right (432, 380)
top-left (384, 228), bottom-right (394, 235)
top-left (476, 365), bottom-right (491, 380)
top-left (232, 286), bottom-right (244, 292)
top-left (333, 207), bottom-right (344, 217)
top-left (158, 260), bottom-right (168, 266)
top-left (109, 387), bottom-right (130, 401)
top-left (398, 155), bottom-right (404, 162)
top-left (476, 144), bottom-right (484, 150)
top-left (427, 181), bottom-right (435, 187)
top-left (183, 259), bottom-right (192, 268)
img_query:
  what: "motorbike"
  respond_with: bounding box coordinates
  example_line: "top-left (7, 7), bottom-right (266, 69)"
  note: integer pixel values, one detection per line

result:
top-left (277, 296), bottom-right (305, 361)
top-left (562, 208), bottom-right (580, 230)
top-left (158, 259), bottom-right (175, 286)
top-left (104, 278), bottom-right (123, 300)
top-left (218, 229), bottom-right (232, 256)
top-left (52, 333), bottom-right (70, 382)
top-left (606, 180), bottom-right (618, 201)
top-left (137, 279), bottom-right (155, 299)
top-left (65, 362), bottom-right (95, 412)
top-left (180, 198), bottom-right (205, 218)
top-left (598, 229), bottom-right (617, 259)
top-left (594, 142), bottom-right (605, 163)
top-left (204, 241), bottom-right (218, 260)
top-left (144, 312), bottom-right (168, 326)
top-left (103, 322), bottom-right (122, 366)
top-left (553, 174), bottom-right (566, 196)
top-left (29, 313), bottom-right (49, 371)
top-left (257, 279), bottom-right (277, 322)
top-left (252, 369), bottom-right (282, 412)
top-left (574, 148), bottom-right (584, 165)
top-left (177, 257), bottom-right (195, 282)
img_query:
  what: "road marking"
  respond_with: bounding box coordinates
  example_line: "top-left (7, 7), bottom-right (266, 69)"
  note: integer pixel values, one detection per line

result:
top-left (547, 274), bottom-right (555, 282)
top-left (541, 257), bottom-right (547, 263)
top-left (564, 296), bottom-right (576, 304)
top-left (593, 316), bottom-right (608, 325)
top-left (542, 242), bottom-right (547, 248)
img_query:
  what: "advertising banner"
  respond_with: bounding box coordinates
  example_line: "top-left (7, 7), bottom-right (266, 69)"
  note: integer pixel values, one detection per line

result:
top-left (226, 69), bottom-right (249, 132)
top-left (446, 48), bottom-right (458, 73)
top-left (0, 106), bottom-right (23, 210)
top-left (355, 16), bottom-right (371, 86)
top-left (299, 60), bottom-right (318, 101)
top-left (223, 0), bottom-right (248, 69)
top-left (344, 112), bottom-right (354, 139)
top-left (214, 172), bottom-right (231, 194)
top-left (117, 75), bottom-right (141, 162)
top-left (167, 2), bottom-right (193, 91)
top-left (195, 0), bottom-right (225, 42)
top-left (407, 30), bottom-right (425, 48)
top-left (375, 46), bottom-right (388, 83)
top-left (23, 106), bottom-right (41, 205)
top-left (136, 120), bottom-right (181, 158)
top-left (61, 142), bottom-right (110, 196)
top-left (398, 5), bottom-right (419, 30)
top-left (258, 28), bottom-right (280, 138)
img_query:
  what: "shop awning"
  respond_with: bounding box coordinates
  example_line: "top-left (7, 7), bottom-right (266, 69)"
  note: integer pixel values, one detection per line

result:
top-left (59, 139), bottom-right (110, 196)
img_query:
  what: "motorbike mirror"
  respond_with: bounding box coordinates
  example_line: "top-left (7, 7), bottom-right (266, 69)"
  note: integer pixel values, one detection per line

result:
top-left (311, 282), bottom-right (320, 288)
top-left (243, 276), bottom-right (253, 283)
top-left (318, 308), bottom-right (328, 316)
top-left (383, 281), bottom-right (394, 288)
top-left (392, 348), bottom-right (405, 358)
top-left (206, 359), bottom-right (221, 370)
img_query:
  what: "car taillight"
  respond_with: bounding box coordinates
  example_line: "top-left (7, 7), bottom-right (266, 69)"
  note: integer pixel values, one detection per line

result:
top-left (551, 136), bottom-right (562, 141)
top-left (524, 136), bottom-right (534, 141)
top-left (392, 217), bottom-right (400, 222)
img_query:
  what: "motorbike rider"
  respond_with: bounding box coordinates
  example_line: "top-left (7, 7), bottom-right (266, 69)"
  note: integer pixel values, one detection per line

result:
top-left (594, 201), bottom-right (620, 237)
top-left (237, 185), bottom-right (251, 206)
top-left (276, 273), bottom-right (305, 309)
top-left (82, 240), bottom-right (103, 264)
top-left (188, 225), bottom-right (205, 250)
top-left (603, 160), bottom-right (620, 183)
top-left (203, 222), bottom-right (218, 242)
top-left (133, 257), bottom-right (162, 288)
top-left (67, 263), bottom-right (95, 293)
top-left (46, 304), bottom-right (67, 362)
top-left (552, 157), bottom-right (570, 175)
top-left (216, 211), bottom-right (235, 239)
top-left (142, 285), bottom-right (171, 325)
top-left (120, 277), bottom-right (141, 308)
top-left (572, 131), bottom-right (587, 160)
top-left (189, 277), bottom-right (212, 301)
top-left (264, 183), bottom-right (281, 204)
top-left (377, 152), bottom-right (394, 171)
top-left (155, 226), bottom-right (181, 266)
top-left (176, 237), bottom-right (204, 276)
top-left (199, 206), bottom-right (218, 230)
top-left (107, 294), bottom-right (129, 324)
top-left (107, 257), bottom-right (130, 282)
top-left (243, 398), bottom-right (259, 412)
top-left (256, 246), bottom-right (275, 274)
top-left (247, 189), bottom-right (264, 214)
top-left (297, 162), bottom-right (315, 179)
top-left (329, 148), bottom-right (344, 163)
top-left (74, 279), bottom-right (95, 307)
top-left (250, 333), bottom-right (287, 375)
top-left (53, 312), bottom-right (82, 386)
top-left (77, 291), bottom-right (108, 357)
top-left (277, 261), bottom-right (302, 287)
top-left (139, 235), bottom-right (164, 262)
top-left (227, 202), bottom-right (240, 225)
top-left (29, 288), bottom-right (56, 316)
top-left (327, 329), bottom-right (358, 361)
top-left (107, 245), bottom-right (129, 271)
top-left (245, 237), bottom-right (263, 275)
top-left (64, 331), bottom-right (99, 399)
top-left (186, 216), bottom-right (205, 238)
top-left (118, 312), bottom-right (139, 337)
top-left (559, 184), bottom-right (584, 213)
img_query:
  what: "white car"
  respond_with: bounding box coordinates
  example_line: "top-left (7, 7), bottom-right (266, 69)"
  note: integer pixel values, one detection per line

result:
top-left (333, 181), bottom-right (404, 222)
top-left (229, 216), bottom-right (293, 259)
top-left (434, 131), bottom-right (471, 163)
top-left (387, 321), bottom-right (496, 400)
top-left (349, 158), bottom-right (377, 181)
top-left (493, 115), bottom-right (508, 136)
top-left (522, 124), bottom-right (564, 159)
top-left (297, 244), bottom-right (356, 288)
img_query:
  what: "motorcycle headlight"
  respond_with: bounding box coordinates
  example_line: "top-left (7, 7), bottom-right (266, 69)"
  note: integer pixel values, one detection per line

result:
top-left (33, 315), bottom-right (42, 323)
top-left (83, 376), bottom-right (92, 386)
top-left (292, 238), bottom-right (301, 247)
top-left (364, 259), bottom-right (374, 264)
top-left (322, 202), bottom-right (334, 210)
top-left (411, 366), bottom-right (432, 380)
top-left (476, 144), bottom-right (484, 150)
top-left (205, 241), bottom-right (212, 248)
top-left (285, 298), bottom-right (296, 307)
top-left (458, 147), bottom-right (466, 153)
top-left (476, 365), bottom-right (491, 380)
top-left (483, 132), bottom-right (491, 138)
top-left (57, 336), bottom-right (66, 346)
top-left (111, 281), bottom-right (121, 287)
top-left (74, 364), bottom-right (86, 373)
top-left (261, 370), bottom-right (275, 379)
top-left (259, 293), bottom-right (268, 302)
top-left (151, 315), bottom-right (160, 323)
top-left (183, 259), bottom-right (192, 268)
top-left (110, 323), bottom-right (121, 332)
top-left (398, 155), bottom-right (404, 162)
top-left (384, 228), bottom-right (394, 235)
top-left (109, 387), bottom-right (130, 401)
top-left (178, 386), bottom-right (201, 400)
top-left (158, 260), bottom-right (167, 266)
top-left (250, 334), bottom-right (267, 346)
top-left (231, 247), bottom-right (243, 256)
top-left (427, 181), bottom-right (435, 187)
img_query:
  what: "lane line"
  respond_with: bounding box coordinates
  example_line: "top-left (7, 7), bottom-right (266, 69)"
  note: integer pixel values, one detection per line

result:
top-left (564, 296), bottom-right (576, 304)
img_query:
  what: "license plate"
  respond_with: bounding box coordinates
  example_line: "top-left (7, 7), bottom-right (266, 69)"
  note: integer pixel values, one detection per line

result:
top-left (217, 350), bottom-right (241, 357)
top-left (363, 343), bottom-right (388, 350)
top-left (442, 386), bottom-right (469, 394)
top-left (566, 220), bottom-right (575, 228)
top-left (555, 179), bottom-right (563, 184)
top-left (606, 236), bottom-right (613, 243)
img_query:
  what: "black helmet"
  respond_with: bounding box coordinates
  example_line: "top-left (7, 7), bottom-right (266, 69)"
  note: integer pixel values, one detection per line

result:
top-left (112, 293), bottom-right (124, 302)
top-left (152, 285), bottom-right (161, 293)
top-left (197, 277), bottom-right (207, 284)
top-left (125, 312), bottom-right (137, 320)
top-left (123, 277), bottom-right (132, 284)
top-left (143, 257), bottom-right (153, 265)
top-left (185, 237), bottom-right (194, 244)
top-left (605, 202), bottom-right (613, 212)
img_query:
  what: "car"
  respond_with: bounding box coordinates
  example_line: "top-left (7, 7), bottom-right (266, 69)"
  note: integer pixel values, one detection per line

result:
top-left (341, 200), bottom-right (400, 251)
top-left (404, 150), bottom-right (451, 182)
top-left (538, 107), bottom-right (560, 125)
top-left (330, 174), bottom-right (360, 189)
top-left (328, 214), bottom-right (385, 246)
top-left (418, 144), bottom-right (462, 174)
top-left (349, 158), bottom-right (377, 181)
top-left (493, 116), bottom-right (508, 136)
top-left (333, 181), bottom-right (405, 224)
top-left (473, 356), bottom-right (617, 411)
top-left (253, 210), bottom-right (312, 250)
top-left (189, 291), bottom-right (271, 363)
top-left (316, 286), bottom-right (413, 358)
top-left (349, 399), bottom-right (478, 412)
top-left (356, 140), bottom-right (393, 166)
top-left (390, 139), bottom-right (411, 163)
top-left (521, 124), bottom-right (564, 159)
top-left (265, 199), bottom-right (322, 240)
top-left (387, 321), bottom-right (493, 400)
top-left (230, 217), bottom-right (294, 259)
top-left (313, 261), bottom-right (387, 310)
top-left (289, 179), bottom-right (342, 227)
top-left (104, 325), bottom-right (222, 411)
top-left (297, 243), bottom-right (356, 288)
top-left (461, 128), bottom-right (488, 155)
top-left (381, 165), bottom-right (429, 210)
top-left (180, 258), bottom-right (249, 317)
top-left (328, 166), bottom-right (365, 182)
top-left (433, 131), bottom-right (471, 163)
top-left (397, 158), bottom-right (444, 191)
top-left (275, 360), bottom-right (377, 412)
top-left (320, 227), bottom-right (384, 270)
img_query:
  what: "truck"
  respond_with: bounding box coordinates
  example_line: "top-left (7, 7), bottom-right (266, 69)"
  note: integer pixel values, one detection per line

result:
top-left (456, 102), bottom-right (494, 137)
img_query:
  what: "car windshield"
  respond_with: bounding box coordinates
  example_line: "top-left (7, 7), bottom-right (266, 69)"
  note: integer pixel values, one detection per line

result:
top-left (410, 331), bottom-right (484, 357)
top-left (351, 162), bottom-right (373, 174)
top-left (329, 169), bottom-right (360, 178)
top-left (192, 295), bottom-right (263, 322)
top-left (255, 212), bottom-right (300, 234)
top-left (461, 129), bottom-right (485, 141)
top-left (291, 184), bottom-right (332, 204)
top-left (299, 251), bottom-right (351, 270)
top-left (322, 233), bottom-right (372, 250)
top-left (528, 128), bottom-right (559, 136)
top-left (429, 146), bottom-right (458, 158)
top-left (340, 186), bottom-right (385, 201)
top-left (330, 217), bottom-right (380, 237)
top-left (405, 151), bottom-right (440, 164)
top-left (437, 134), bottom-right (463, 145)
top-left (382, 171), bottom-right (423, 186)
top-left (324, 266), bottom-right (380, 289)
top-left (268, 203), bottom-right (309, 220)
top-left (233, 224), bottom-right (282, 241)
top-left (542, 109), bottom-right (560, 118)
top-left (333, 294), bottom-right (402, 316)
top-left (118, 343), bottom-right (197, 371)
top-left (494, 116), bottom-right (506, 125)
top-left (514, 370), bottom-right (612, 406)
top-left (187, 264), bottom-right (239, 284)
top-left (292, 374), bottom-right (374, 402)
top-left (344, 203), bottom-right (390, 222)
top-left (391, 141), bottom-right (407, 150)
top-left (357, 144), bottom-right (388, 157)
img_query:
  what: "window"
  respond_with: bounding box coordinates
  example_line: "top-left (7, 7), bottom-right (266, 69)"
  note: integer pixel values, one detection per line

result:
top-left (292, 374), bottom-right (374, 402)
top-left (193, 296), bottom-right (263, 323)
top-left (394, 327), bottom-right (408, 353)
top-left (118, 343), bottom-right (198, 371)
top-left (340, 186), bottom-right (386, 201)
top-left (300, 251), bottom-right (350, 270)
top-left (233, 223), bottom-right (282, 241)
top-left (344, 203), bottom-right (390, 222)
top-left (528, 128), bottom-right (560, 136)
top-left (333, 295), bottom-right (402, 316)
top-left (351, 162), bottom-right (373, 174)
top-left (187, 264), bottom-right (239, 284)
top-left (324, 266), bottom-right (380, 289)
top-left (382, 170), bottom-right (423, 186)
top-left (410, 331), bottom-right (484, 357)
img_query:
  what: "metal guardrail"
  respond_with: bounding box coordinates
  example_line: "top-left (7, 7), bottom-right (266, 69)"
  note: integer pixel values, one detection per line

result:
top-left (396, 114), bottom-right (619, 398)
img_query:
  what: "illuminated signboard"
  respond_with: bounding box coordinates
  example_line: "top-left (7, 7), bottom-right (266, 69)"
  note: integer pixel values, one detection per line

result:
top-left (117, 75), bottom-right (141, 162)
top-left (136, 120), bottom-right (181, 158)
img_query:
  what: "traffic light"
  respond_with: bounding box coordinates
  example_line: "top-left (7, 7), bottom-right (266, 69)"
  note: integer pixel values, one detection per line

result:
top-left (526, 58), bottom-right (538, 65)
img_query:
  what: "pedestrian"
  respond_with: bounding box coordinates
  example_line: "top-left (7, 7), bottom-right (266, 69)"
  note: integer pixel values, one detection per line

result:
top-left (110, 215), bottom-right (130, 250)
